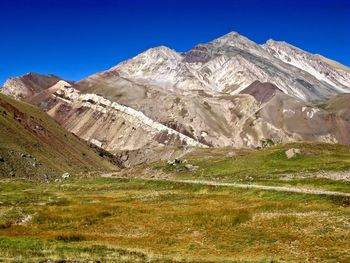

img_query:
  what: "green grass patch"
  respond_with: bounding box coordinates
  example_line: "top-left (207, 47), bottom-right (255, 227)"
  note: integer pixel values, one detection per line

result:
top-left (149, 142), bottom-right (350, 192)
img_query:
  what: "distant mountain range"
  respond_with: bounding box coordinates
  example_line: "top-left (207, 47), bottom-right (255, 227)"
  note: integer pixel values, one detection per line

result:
top-left (2, 32), bottom-right (350, 159)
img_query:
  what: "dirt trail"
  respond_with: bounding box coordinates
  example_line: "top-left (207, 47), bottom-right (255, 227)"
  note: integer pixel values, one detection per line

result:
top-left (101, 173), bottom-right (350, 197)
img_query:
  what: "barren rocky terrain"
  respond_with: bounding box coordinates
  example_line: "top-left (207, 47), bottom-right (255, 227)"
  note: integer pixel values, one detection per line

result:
top-left (2, 33), bottom-right (350, 159)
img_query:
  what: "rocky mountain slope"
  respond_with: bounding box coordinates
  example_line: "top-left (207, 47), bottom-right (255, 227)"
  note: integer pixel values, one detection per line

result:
top-left (1, 72), bottom-right (63, 100)
top-left (1, 32), bottom-right (350, 153)
top-left (85, 32), bottom-right (349, 102)
top-left (0, 93), bottom-right (116, 180)
top-left (262, 40), bottom-right (350, 94)
top-left (28, 80), bottom-right (202, 151)
top-left (322, 93), bottom-right (350, 121)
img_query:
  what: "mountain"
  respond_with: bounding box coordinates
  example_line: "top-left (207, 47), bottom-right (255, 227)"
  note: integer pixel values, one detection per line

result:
top-left (315, 54), bottom-right (350, 73)
top-left (83, 32), bottom-right (349, 102)
top-left (1, 72), bottom-right (64, 100)
top-left (2, 32), bottom-right (350, 153)
top-left (27, 80), bottom-right (202, 150)
top-left (262, 40), bottom-right (350, 94)
top-left (0, 93), bottom-right (116, 180)
top-left (242, 82), bottom-right (350, 145)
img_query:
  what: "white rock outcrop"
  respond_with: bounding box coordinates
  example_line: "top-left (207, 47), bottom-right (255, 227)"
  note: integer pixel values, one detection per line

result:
top-left (285, 148), bottom-right (301, 159)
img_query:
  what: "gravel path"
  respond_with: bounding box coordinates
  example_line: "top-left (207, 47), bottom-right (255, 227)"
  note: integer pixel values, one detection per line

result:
top-left (102, 173), bottom-right (350, 197)
top-left (172, 179), bottom-right (350, 197)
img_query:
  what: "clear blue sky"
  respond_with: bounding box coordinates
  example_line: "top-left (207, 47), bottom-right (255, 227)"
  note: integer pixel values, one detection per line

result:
top-left (1, 0), bottom-right (349, 85)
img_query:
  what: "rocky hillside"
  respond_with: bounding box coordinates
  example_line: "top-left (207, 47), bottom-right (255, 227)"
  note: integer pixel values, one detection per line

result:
top-left (322, 93), bottom-right (350, 121)
top-left (1, 72), bottom-right (63, 100)
top-left (83, 32), bottom-right (350, 102)
top-left (0, 93), bottom-right (116, 180)
top-left (27, 80), bottom-right (203, 151)
top-left (2, 32), bottom-right (350, 152)
top-left (262, 40), bottom-right (350, 94)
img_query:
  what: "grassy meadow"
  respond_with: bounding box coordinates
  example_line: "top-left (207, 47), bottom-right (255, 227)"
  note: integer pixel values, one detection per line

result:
top-left (147, 142), bottom-right (350, 193)
top-left (0, 177), bottom-right (349, 262)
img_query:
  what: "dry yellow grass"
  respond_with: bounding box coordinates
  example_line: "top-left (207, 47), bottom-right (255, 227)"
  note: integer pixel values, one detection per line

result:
top-left (0, 178), bottom-right (349, 262)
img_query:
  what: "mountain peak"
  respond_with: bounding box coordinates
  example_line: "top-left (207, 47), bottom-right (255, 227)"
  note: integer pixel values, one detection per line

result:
top-left (209, 31), bottom-right (272, 60)
top-left (264, 39), bottom-right (307, 54)
top-left (110, 45), bottom-right (180, 71)
top-left (265, 39), bottom-right (285, 45)
top-left (23, 72), bottom-right (58, 78)
top-left (1, 73), bottom-right (63, 100)
top-left (213, 31), bottom-right (253, 45)
top-left (141, 45), bottom-right (174, 53)
top-left (143, 45), bottom-right (180, 58)
top-left (219, 31), bottom-right (240, 38)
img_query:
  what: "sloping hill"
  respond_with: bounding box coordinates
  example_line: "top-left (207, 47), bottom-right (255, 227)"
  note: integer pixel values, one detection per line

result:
top-left (139, 142), bottom-right (350, 193)
top-left (323, 93), bottom-right (350, 120)
top-left (1, 72), bottom-right (63, 100)
top-left (0, 93), bottom-right (116, 180)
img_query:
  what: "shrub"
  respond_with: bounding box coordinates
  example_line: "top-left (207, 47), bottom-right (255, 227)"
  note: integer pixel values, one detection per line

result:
top-left (55, 233), bottom-right (86, 242)
top-left (261, 138), bottom-right (275, 149)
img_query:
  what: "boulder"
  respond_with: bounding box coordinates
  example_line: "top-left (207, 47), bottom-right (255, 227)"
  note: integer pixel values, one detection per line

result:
top-left (120, 154), bottom-right (129, 162)
top-left (167, 160), bottom-right (176, 165)
top-left (168, 159), bottom-right (184, 166)
top-left (62, 172), bottom-right (70, 179)
top-left (0, 156), bottom-right (4, 162)
top-left (176, 166), bottom-right (186, 172)
top-left (184, 164), bottom-right (199, 171)
top-left (285, 148), bottom-right (301, 159)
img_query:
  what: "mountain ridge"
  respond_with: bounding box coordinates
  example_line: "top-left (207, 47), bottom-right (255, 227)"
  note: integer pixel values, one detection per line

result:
top-left (91, 31), bottom-right (349, 101)
top-left (2, 31), bottom-right (350, 155)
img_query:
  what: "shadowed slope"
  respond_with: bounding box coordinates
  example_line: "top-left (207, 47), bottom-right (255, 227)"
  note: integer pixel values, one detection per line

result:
top-left (0, 93), bottom-right (115, 180)
top-left (240, 80), bottom-right (282, 103)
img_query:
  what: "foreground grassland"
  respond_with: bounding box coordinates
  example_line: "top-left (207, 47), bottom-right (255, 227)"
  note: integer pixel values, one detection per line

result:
top-left (149, 142), bottom-right (350, 193)
top-left (0, 178), bottom-right (349, 262)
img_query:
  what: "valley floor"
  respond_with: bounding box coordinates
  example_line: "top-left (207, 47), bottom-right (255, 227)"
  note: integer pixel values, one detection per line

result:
top-left (0, 177), bottom-right (349, 262)
top-left (103, 173), bottom-right (350, 197)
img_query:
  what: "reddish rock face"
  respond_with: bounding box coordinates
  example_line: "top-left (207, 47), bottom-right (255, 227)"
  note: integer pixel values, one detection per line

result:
top-left (240, 80), bottom-right (282, 104)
